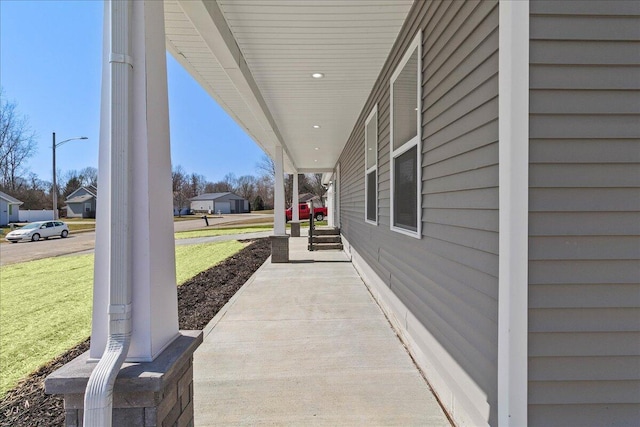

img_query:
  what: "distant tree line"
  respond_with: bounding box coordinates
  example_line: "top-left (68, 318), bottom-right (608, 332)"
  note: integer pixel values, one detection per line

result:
top-left (0, 90), bottom-right (327, 215)
top-left (172, 155), bottom-right (327, 216)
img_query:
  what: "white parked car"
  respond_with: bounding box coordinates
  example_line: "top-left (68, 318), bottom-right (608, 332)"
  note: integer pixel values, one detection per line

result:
top-left (5, 220), bottom-right (70, 243)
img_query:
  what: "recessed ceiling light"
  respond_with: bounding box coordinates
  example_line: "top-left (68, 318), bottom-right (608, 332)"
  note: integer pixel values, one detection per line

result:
top-left (312, 73), bottom-right (324, 79)
top-left (313, 125), bottom-right (320, 129)
top-left (314, 159), bottom-right (318, 162)
top-left (315, 147), bottom-right (319, 150)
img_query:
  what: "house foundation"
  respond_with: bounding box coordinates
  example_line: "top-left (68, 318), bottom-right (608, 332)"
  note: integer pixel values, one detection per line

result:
top-left (45, 331), bottom-right (202, 427)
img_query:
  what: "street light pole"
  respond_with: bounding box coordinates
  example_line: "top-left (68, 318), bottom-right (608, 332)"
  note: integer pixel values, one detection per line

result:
top-left (52, 132), bottom-right (57, 220)
top-left (52, 132), bottom-right (89, 220)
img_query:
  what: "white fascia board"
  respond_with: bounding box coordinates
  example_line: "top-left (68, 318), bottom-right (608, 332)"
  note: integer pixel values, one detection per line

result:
top-left (498, 1), bottom-right (529, 426)
top-left (175, 0), bottom-right (296, 172)
top-left (297, 168), bottom-right (335, 174)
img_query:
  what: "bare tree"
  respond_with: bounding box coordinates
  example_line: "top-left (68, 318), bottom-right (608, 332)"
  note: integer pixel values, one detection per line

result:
top-left (304, 173), bottom-right (327, 206)
top-left (61, 172), bottom-right (83, 201)
top-left (256, 154), bottom-right (274, 209)
top-left (172, 165), bottom-right (191, 216)
top-left (203, 181), bottom-right (220, 194)
top-left (12, 173), bottom-right (50, 209)
top-left (79, 166), bottom-right (98, 187)
top-left (284, 174), bottom-right (293, 208)
top-left (256, 154), bottom-right (275, 178)
top-left (236, 175), bottom-right (257, 201)
top-left (255, 175), bottom-right (273, 209)
top-left (222, 172), bottom-right (237, 193)
top-left (189, 173), bottom-right (207, 196)
top-left (207, 180), bottom-right (232, 193)
top-left (0, 90), bottom-right (37, 191)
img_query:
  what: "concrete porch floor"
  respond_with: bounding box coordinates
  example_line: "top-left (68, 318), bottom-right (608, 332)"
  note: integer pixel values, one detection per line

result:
top-left (193, 234), bottom-right (451, 426)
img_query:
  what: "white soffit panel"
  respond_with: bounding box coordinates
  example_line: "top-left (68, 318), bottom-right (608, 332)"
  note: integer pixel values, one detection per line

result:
top-left (165, 0), bottom-right (413, 172)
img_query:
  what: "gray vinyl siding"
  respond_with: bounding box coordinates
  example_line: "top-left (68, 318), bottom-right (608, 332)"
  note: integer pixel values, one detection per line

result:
top-left (338, 1), bottom-right (499, 425)
top-left (528, 1), bottom-right (640, 426)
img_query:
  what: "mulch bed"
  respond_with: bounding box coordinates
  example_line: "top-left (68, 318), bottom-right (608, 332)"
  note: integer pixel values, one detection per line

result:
top-left (0, 238), bottom-right (271, 427)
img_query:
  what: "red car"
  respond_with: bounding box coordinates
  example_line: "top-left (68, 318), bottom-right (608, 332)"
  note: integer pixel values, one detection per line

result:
top-left (285, 204), bottom-right (327, 221)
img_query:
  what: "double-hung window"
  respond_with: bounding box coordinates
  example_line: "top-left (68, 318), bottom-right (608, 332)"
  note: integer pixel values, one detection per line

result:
top-left (390, 31), bottom-right (422, 238)
top-left (365, 105), bottom-right (378, 224)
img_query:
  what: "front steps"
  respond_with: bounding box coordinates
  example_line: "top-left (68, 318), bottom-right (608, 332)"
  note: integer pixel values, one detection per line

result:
top-left (308, 227), bottom-right (343, 251)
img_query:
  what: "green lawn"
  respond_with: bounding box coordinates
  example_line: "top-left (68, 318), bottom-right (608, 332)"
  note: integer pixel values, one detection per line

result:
top-left (0, 240), bottom-right (244, 398)
top-left (67, 223), bottom-right (96, 232)
top-left (174, 221), bottom-right (328, 240)
top-left (175, 225), bottom-right (273, 240)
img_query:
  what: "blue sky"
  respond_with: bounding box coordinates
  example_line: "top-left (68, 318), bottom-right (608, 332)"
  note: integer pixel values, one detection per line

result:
top-left (0, 0), bottom-right (266, 184)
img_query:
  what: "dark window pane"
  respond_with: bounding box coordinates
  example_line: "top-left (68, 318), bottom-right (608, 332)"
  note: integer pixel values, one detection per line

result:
top-left (393, 146), bottom-right (417, 232)
top-left (367, 170), bottom-right (376, 222)
top-left (392, 49), bottom-right (418, 151)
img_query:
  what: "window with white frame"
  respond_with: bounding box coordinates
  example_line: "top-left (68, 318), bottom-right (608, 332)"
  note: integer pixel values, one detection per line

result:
top-left (390, 31), bottom-right (421, 237)
top-left (365, 105), bottom-right (378, 224)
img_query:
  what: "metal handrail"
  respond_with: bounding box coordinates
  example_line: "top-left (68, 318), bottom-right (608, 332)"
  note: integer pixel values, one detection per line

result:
top-left (308, 200), bottom-right (314, 251)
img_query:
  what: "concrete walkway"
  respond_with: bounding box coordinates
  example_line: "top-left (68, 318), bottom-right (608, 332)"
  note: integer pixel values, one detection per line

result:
top-left (193, 236), bottom-right (451, 426)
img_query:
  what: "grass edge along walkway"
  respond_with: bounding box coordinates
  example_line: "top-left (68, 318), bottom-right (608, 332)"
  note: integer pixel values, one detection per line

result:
top-left (174, 224), bottom-right (273, 239)
top-left (0, 239), bottom-right (245, 398)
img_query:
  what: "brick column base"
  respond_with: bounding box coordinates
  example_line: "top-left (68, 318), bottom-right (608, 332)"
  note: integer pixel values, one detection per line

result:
top-left (270, 235), bottom-right (290, 263)
top-left (45, 331), bottom-right (203, 427)
top-left (290, 222), bottom-right (301, 237)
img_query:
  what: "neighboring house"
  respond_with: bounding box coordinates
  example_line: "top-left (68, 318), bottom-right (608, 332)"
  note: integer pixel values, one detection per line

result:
top-left (297, 193), bottom-right (321, 206)
top-left (65, 185), bottom-right (97, 218)
top-left (190, 192), bottom-right (249, 214)
top-left (0, 191), bottom-right (23, 226)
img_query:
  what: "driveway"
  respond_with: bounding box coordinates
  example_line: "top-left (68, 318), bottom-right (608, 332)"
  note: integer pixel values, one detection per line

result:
top-left (0, 213), bottom-right (274, 266)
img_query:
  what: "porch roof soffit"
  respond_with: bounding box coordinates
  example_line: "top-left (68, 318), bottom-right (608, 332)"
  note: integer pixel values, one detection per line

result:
top-left (164, 0), bottom-right (413, 174)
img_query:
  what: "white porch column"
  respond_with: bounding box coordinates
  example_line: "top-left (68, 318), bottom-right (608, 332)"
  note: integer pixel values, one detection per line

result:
top-left (273, 145), bottom-right (286, 236)
top-left (91, 0), bottom-right (179, 362)
top-left (292, 173), bottom-right (299, 222)
top-left (327, 182), bottom-right (334, 228)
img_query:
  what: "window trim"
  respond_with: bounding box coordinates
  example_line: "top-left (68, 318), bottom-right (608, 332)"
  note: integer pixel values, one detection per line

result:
top-left (365, 104), bottom-right (378, 225)
top-left (390, 30), bottom-right (422, 239)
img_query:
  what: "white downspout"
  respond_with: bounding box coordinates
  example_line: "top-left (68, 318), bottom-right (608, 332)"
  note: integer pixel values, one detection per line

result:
top-left (84, 0), bottom-right (133, 425)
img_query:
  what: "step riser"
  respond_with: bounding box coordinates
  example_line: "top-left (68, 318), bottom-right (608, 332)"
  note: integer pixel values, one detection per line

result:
top-left (311, 237), bottom-right (342, 244)
top-left (313, 228), bottom-right (340, 236)
top-left (308, 227), bottom-right (341, 250)
top-left (308, 244), bottom-right (344, 251)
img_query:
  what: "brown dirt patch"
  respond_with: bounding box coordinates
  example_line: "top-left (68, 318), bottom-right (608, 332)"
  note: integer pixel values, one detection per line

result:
top-left (0, 238), bottom-right (271, 427)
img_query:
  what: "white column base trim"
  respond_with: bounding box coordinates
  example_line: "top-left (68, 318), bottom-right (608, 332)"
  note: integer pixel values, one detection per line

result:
top-left (343, 235), bottom-right (490, 427)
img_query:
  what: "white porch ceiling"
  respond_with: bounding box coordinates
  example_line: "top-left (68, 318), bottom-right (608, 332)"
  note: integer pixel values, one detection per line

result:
top-left (164, 0), bottom-right (413, 173)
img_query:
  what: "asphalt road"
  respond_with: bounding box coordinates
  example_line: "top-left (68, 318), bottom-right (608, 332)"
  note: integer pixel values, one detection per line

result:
top-left (0, 214), bottom-right (274, 266)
